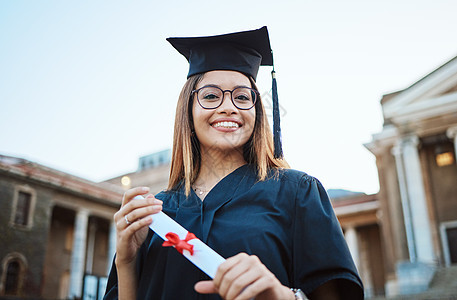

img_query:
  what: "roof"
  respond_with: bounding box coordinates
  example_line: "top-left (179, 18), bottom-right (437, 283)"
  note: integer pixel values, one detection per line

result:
top-left (0, 154), bottom-right (123, 206)
top-left (331, 192), bottom-right (379, 218)
top-left (328, 188), bottom-right (364, 200)
top-left (380, 54), bottom-right (457, 105)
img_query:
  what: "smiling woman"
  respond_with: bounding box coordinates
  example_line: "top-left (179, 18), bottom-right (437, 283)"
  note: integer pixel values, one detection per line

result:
top-left (191, 71), bottom-right (256, 163)
top-left (104, 26), bottom-right (364, 300)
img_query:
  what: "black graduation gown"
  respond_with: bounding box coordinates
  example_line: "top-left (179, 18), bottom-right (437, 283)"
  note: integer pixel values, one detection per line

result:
top-left (104, 165), bottom-right (363, 299)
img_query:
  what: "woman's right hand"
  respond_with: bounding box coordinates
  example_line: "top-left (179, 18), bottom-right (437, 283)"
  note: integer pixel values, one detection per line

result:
top-left (113, 187), bottom-right (163, 267)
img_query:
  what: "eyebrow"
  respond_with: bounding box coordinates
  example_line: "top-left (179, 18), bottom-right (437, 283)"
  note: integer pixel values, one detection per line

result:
top-left (200, 84), bottom-right (252, 89)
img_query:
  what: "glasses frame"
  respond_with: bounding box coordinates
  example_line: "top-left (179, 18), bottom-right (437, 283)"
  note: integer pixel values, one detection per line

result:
top-left (192, 85), bottom-right (259, 110)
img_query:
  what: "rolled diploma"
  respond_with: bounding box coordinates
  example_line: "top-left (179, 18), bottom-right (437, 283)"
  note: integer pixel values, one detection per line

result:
top-left (134, 195), bottom-right (226, 278)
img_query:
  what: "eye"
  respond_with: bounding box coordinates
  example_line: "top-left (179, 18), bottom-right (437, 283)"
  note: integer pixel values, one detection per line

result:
top-left (233, 88), bottom-right (252, 102)
top-left (199, 87), bottom-right (222, 102)
top-left (234, 94), bottom-right (250, 101)
top-left (203, 93), bottom-right (219, 100)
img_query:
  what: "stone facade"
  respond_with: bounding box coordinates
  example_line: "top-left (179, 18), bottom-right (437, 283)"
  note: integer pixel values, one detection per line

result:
top-left (332, 192), bottom-right (385, 298)
top-left (365, 55), bottom-right (457, 297)
top-left (0, 155), bottom-right (123, 299)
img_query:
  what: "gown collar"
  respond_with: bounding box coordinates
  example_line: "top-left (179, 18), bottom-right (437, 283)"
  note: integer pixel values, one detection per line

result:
top-left (169, 164), bottom-right (257, 243)
top-left (196, 164), bottom-right (254, 242)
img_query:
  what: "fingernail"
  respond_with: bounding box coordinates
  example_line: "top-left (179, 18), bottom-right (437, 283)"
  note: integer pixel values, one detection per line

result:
top-left (154, 199), bottom-right (163, 204)
top-left (142, 187), bottom-right (149, 192)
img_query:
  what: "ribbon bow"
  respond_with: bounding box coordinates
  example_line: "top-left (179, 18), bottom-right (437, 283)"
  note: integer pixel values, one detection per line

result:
top-left (162, 232), bottom-right (197, 255)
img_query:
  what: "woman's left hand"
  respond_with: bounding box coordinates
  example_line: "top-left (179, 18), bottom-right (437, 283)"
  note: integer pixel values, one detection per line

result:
top-left (194, 253), bottom-right (294, 300)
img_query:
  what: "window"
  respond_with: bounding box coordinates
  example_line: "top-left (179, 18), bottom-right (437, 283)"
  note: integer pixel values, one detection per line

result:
top-left (14, 191), bottom-right (31, 226)
top-left (11, 186), bottom-right (35, 228)
top-left (1, 254), bottom-right (26, 296)
top-left (446, 227), bottom-right (457, 264)
top-left (65, 225), bottom-right (74, 251)
top-left (440, 220), bottom-right (457, 266)
top-left (4, 261), bottom-right (20, 295)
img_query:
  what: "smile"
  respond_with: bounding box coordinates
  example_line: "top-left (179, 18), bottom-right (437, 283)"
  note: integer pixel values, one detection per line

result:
top-left (212, 121), bottom-right (240, 128)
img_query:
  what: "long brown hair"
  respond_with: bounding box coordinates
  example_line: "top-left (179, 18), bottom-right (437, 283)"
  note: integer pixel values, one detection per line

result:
top-left (168, 73), bottom-right (289, 195)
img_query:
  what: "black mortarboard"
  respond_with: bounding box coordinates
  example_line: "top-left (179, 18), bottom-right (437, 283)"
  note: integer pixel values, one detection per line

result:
top-left (167, 26), bottom-right (283, 159)
top-left (167, 26), bottom-right (272, 80)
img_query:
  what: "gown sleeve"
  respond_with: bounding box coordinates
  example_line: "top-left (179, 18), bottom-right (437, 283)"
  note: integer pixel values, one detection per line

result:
top-left (103, 257), bottom-right (119, 299)
top-left (103, 230), bottom-right (154, 299)
top-left (292, 174), bottom-right (364, 299)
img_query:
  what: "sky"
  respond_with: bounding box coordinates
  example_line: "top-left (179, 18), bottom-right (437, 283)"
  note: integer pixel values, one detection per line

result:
top-left (1, 0), bottom-right (457, 195)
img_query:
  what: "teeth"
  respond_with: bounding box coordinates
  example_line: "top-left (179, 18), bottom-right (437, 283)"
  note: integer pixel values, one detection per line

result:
top-left (213, 121), bottom-right (239, 128)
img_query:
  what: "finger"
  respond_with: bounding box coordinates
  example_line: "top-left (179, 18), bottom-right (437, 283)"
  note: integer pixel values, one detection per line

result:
top-left (218, 260), bottom-right (252, 298)
top-left (125, 201), bottom-right (163, 223)
top-left (122, 215), bottom-right (153, 236)
top-left (224, 267), bottom-right (262, 300)
top-left (114, 213), bottom-right (130, 231)
top-left (234, 276), bottom-right (273, 300)
top-left (194, 281), bottom-right (218, 294)
top-left (144, 193), bottom-right (156, 200)
top-left (114, 209), bottom-right (134, 231)
top-left (120, 197), bottom-right (162, 220)
top-left (114, 197), bottom-right (162, 231)
top-left (115, 215), bottom-right (153, 252)
top-left (122, 186), bottom-right (150, 206)
top-left (214, 253), bottom-right (249, 289)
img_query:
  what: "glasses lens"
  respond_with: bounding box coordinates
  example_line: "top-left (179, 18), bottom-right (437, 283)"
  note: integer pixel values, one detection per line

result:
top-left (232, 87), bottom-right (256, 109)
top-left (197, 87), bottom-right (223, 108)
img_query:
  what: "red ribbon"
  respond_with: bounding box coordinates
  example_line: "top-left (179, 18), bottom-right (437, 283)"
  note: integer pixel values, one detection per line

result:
top-left (162, 232), bottom-right (197, 255)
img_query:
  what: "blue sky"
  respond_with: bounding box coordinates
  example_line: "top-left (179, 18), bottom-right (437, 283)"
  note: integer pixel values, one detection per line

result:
top-left (1, 0), bottom-right (457, 194)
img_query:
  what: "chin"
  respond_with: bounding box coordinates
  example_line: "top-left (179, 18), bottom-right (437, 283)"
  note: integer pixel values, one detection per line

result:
top-left (200, 140), bottom-right (246, 154)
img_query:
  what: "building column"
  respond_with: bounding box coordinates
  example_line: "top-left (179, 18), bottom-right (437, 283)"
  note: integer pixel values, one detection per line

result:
top-left (447, 126), bottom-right (457, 163)
top-left (107, 220), bottom-right (117, 275)
top-left (69, 209), bottom-right (89, 299)
top-left (402, 136), bottom-right (434, 263)
top-left (391, 144), bottom-right (416, 262)
top-left (392, 135), bottom-right (435, 263)
top-left (344, 226), bottom-right (360, 270)
top-left (85, 221), bottom-right (97, 274)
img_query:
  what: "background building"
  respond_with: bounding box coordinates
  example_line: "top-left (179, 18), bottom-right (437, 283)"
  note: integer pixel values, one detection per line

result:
top-left (0, 155), bottom-right (123, 299)
top-left (332, 192), bottom-right (385, 298)
top-left (365, 55), bottom-right (457, 297)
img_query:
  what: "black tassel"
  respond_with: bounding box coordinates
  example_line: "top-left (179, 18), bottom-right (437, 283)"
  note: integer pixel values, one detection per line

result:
top-left (271, 70), bottom-right (283, 159)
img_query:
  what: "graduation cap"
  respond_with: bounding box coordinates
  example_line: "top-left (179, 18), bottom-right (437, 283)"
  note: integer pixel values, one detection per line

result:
top-left (167, 26), bottom-right (283, 159)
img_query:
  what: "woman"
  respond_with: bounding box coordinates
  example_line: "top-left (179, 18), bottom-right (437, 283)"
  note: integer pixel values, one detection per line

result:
top-left (104, 27), bottom-right (363, 300)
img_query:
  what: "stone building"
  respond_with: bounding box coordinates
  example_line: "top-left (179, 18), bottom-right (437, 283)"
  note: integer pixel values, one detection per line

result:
top-left (332, 192), bottom-right (385, 298)
top-left (0, 155), bottom-right (123, 299)
top-left (365, 55), bottom-right (457, 296)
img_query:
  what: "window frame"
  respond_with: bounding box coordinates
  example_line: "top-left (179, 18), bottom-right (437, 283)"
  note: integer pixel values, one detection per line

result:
top-left (440, 220), bottom-right (457, 266)
top-left (0, 253), bottom-right (27, 296)
top-left (10, 185), bottom-right (36, 229)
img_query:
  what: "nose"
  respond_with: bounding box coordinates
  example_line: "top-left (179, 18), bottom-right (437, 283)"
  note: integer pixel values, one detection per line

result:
top-left (216, 91), bottom-right (237, 113)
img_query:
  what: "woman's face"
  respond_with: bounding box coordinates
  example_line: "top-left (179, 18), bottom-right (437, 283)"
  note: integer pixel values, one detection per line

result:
top-left (192, 70), bottom-right (256, 154)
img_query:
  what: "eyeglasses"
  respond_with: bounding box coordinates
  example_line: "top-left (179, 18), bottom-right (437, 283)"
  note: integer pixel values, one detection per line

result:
top-left (192, 85), bottom-right (259, 110)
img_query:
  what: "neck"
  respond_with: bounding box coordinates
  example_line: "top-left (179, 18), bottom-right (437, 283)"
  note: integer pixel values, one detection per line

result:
top-left (193, 147), bottom-right (246, 190)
